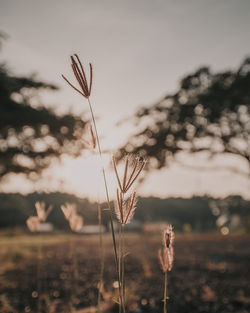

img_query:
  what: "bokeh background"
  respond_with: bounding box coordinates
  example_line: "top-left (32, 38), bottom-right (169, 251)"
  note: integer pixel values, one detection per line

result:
top-left (0, 1), bottom-right (249, 313)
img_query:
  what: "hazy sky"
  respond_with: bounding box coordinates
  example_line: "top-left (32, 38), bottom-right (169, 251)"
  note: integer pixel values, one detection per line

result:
top-left (0, 0), bottom-right (250, 200)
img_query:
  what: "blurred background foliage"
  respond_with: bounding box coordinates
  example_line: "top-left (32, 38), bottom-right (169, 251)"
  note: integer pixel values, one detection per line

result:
top-left (120, 57), bottom-right (250, 177)
top-left (0, 192), bottom-right (249, 233)
top-left (0, 32), bottom-right (249, 234)
top-left (0, 33), bottom-right (87, 181)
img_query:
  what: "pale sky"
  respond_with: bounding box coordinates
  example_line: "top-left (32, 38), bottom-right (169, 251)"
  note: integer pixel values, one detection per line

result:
top-left (0, 0), bottom-right (250, 200)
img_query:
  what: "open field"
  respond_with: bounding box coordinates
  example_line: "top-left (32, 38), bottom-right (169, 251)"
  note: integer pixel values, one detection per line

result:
top-left (0, 232), bottom-right (250, 313)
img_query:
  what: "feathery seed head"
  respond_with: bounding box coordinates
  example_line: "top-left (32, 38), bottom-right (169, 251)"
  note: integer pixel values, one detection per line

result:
top-left (115, 190), bottom-right (137, 225)
top-left (158, 246), bottom-right (174, 272)
top-left (62, 54), bottom-right (93, 98)
top-left (163, 224), bottom-right (174, 248)
top-left (112, 155), bottom-right (146, 194)
top-left (61, 203), bottom-right (77, 220)
top-left (74, 123), bottom-right (96, 151)
top-left (61, 203), bottom-right (83, 232)
top-left (158, 225), bottom-right (175, 272)
top-left (35, 201), bottom-right (53, 222)
top-left (69, 214), bottom-right (84, 232)
top-left (26, 216), bottom-right (40, 232)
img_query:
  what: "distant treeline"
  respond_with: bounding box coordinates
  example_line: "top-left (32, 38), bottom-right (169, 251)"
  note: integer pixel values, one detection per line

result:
top-left (0, 193), bottom-right (249, 232)
top-left (136, 196), bottom-right (250, 232)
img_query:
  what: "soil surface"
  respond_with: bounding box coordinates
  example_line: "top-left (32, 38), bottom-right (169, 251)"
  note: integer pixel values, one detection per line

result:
top-left (0, 233), bottom-right (249, 313)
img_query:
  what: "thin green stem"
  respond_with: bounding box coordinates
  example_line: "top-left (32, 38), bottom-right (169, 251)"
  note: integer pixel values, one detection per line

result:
top-left (163, 271), bottom-right (168, 313)
top-left (87, 98), bottom-right (124, 312)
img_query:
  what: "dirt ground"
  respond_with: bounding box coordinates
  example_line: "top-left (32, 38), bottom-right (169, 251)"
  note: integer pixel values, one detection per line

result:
top-left (0, 232), bottom-right (249, 313)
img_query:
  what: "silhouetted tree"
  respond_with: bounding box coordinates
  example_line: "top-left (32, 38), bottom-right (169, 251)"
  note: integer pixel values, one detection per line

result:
top-left (120, 57), bottom-right (250, 176)
top-left (0, 35), bottom-right (86, 180)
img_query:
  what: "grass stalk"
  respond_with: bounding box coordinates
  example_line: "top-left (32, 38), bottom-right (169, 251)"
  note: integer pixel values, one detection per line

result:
top-left (97, 202), bottom-right (104, 313)
top-left (118, 224), bottom-right (122, 313)
top-left (70, 237), bottom-right (76, 312)
top-left (37, 242), bottom-right (42, 313)
top-left (121, 225), bottom-right (125, 305)
top-left (73, 242), bottom-right (78, 312)
top-left (163, 270), bottom-right (168, 313)
top-left (87, 98), bottom-right (124, 312)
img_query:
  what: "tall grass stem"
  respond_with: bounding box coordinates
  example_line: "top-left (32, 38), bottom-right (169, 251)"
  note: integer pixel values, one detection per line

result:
top-left (121, 225), bottom-right (125, 304)
top-left (37, 242), bottom-right (42, 313)
top-left (97, 202), bottom-right (104, 313)
top-left (87, 98), bottom-right (124, 312)
top-left (163, 270), bottom-right (168, 313)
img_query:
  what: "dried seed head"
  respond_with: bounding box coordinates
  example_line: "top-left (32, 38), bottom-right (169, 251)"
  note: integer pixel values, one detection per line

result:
top-left (35, 201), bottom-right (53, 222)
top-left (69, 214), bottom-right (83, 232)
top-left (61, 203), bottom-right (83, 232)
top-left (158, 225), bottom-right (175, 272)
top-left (167, 245), bottom-right (174, 271)
top-left (26, 216), bottom-right (40, 232)
top-left (158, 246), bottom-right (174, 272)
top-left (115, 190), bottom-right (137, 225)
top-left (74, 124), bottom-right (96, 151)
top-left (61, 203), bottom-right (77, 220)
top-left (35, 201), bottom-right (46, 222)
top-left (112, 155), bottom-right (146, 194)
top-left (158, 248), bottom-right (167, 273)
top-left (73, 129), bottom-right (83, 140)
top-left (62, 54), bottom-right (93, 98)
top-left (163, 225), bottom-right (174, 248)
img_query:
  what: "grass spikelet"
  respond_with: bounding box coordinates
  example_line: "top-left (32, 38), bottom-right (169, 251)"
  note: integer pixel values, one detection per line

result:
top-left (113, 155), bottom-right (146, 193)
top-left (158, 225), bottom-right (175, 313)
top-left (73, 123), bottom-right (96, 151)
top-left (115, 190), bottom-right (137, 225)
top-left (35, 201), bottom-right (53, 222)
top-left (61, 203), bottom-right (77, 220)
top-left (69, 214), bottom-right (84, 232)
top-left (60, 203), bottom-right (83, 232)
top-left (163, 224), bottom-right (175, 249)
top-left (26, 216), bottom-right (40, 232)
top-left (62, 54), bottom-right (92, 98)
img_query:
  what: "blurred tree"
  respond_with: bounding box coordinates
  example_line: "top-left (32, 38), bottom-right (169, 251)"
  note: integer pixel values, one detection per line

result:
top-left (120, 57), bottom-right (250, 176)
top-left (0, 192), bottom-right (108, 229)
top-left (0, 192), bottom-right (249, 232)
top-left (0, 34), bottom-right (86, 180)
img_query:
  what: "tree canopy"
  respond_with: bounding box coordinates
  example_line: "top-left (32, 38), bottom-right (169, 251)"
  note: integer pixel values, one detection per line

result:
top-left (120, 57), bottom-right (250, 176)
top-left (0, 36), bottom-right (86, 180)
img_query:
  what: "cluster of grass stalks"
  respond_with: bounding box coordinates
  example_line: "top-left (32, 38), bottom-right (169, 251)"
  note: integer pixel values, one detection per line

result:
top-left (158, 225), bottom-right (175, 313)
top-left (61, 203), bottom-right (83, 232)
top-left (26, 202), bottom-right (53, 312)
top-left (25, 54), bottom-right (174, 313)
top-left (60, 202), bottom-right (84, 312)
top-left (112, 155), bottom-right (146, 312)
top-left (61, 53), bottom-right (175, 313)
top-left (26, 202), bottom-right (53, 233)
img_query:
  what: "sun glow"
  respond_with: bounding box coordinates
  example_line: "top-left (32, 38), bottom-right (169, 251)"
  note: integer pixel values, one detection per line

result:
top-left (54, 153), bottom-right (113, 201)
